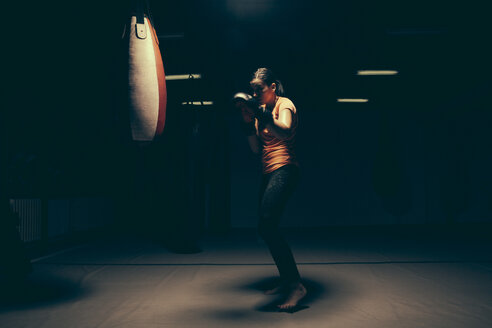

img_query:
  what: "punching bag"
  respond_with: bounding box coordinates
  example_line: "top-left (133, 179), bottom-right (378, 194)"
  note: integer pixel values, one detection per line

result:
top-left (122, 0), bottom-right (167, 142)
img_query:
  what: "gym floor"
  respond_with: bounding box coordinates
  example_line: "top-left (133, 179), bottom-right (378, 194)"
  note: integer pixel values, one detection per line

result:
top-left (1, 227), bottom-right (491, 328)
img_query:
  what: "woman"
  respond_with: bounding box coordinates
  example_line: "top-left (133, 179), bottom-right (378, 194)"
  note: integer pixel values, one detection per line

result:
top-left (237, 68), bottom-right (306, 310)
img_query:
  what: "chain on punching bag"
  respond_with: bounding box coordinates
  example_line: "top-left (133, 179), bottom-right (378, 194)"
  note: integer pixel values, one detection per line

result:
top-left (122, 0), bottom-right (167, 142)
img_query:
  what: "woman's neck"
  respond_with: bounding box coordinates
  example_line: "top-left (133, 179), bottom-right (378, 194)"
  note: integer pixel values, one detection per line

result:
top-left (266, 95), bottom-right (279, 110)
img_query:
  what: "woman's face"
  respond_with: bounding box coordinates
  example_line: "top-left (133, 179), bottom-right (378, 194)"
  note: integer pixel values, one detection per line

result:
top-left (251, 80), bottom-right (276, 106)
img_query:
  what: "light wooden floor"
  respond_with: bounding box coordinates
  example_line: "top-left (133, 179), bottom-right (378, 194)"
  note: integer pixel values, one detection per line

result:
top-left (1, 228), bottom-right (491, 328)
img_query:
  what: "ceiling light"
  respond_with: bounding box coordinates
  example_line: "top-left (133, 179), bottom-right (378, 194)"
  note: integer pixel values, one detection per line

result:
top-left (181, 101), bottom-right (214, 106)
top-left (166, 74), bottom-right (202, 80)
top-left (337, 99), bottom-right (369, 103)
top-left (357, 70), bottom-right (398, 76)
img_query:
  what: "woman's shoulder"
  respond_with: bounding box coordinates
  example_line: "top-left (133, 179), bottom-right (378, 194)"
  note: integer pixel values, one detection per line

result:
top-left (277, 97), bottom-right (296, 113)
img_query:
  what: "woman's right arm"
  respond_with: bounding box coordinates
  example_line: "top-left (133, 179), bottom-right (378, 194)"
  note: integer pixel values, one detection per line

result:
top-left (239, 105), bottom-right (261, 155)
top-left (246, 128), bottom-right (261, 155)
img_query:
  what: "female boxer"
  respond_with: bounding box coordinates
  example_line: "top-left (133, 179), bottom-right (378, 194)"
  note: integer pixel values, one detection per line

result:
top-left (237, 68), bottom-right (306, 310)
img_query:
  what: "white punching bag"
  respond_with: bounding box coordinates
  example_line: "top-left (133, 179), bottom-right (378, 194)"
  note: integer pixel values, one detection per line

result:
top-left (123, 1), bottom-right (167, 142)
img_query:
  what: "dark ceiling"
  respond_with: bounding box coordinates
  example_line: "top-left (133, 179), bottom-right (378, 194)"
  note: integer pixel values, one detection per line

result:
top-left (6, 0), bottom-right (491, 148)
top-left (145, 0), bottom-right (490, 109)
top-left (3, 0), bottom-right (491, 196)
top-left (10, 0), bottom-right (490, 112)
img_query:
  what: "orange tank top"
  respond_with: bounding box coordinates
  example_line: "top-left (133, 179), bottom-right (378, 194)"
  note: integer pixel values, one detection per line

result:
top-left (257, 97), bottom-right (299, 174)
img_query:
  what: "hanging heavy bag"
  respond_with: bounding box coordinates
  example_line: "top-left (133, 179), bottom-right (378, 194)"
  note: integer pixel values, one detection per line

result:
top-left (121, 0), bottom-right (167, 142)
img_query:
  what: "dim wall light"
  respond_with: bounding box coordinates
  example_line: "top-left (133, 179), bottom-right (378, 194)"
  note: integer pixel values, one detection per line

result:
top-left (181, 101), bottom-right (214, 106)
top-left (337, 99), bottom-right (369, 103)
top-left (357, 70), bottom-right (398, 76)
top-left (166, 74), bottom-right (202, 80)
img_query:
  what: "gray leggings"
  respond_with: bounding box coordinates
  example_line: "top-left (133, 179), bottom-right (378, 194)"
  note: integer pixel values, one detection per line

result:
top-left (258, 164), bottom-right (301, 283)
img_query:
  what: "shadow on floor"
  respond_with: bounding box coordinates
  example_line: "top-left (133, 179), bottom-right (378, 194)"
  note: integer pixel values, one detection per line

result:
top-left (0, 273), bottom-right (88, 312)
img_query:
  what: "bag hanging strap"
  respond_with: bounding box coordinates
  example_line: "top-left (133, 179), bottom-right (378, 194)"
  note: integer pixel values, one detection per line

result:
top-left (135, 0), bottom-right (147, 39)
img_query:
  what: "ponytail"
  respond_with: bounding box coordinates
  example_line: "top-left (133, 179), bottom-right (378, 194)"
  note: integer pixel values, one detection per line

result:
top-left (251, 68), bottom-right (285, 96)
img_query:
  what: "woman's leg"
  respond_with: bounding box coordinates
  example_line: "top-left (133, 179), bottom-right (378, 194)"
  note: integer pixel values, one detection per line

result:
top-left (258, 165), bottom-right (306, 308)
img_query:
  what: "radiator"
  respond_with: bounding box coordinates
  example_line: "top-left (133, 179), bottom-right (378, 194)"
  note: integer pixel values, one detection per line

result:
top-left (9, 199), bottom-right (43, 243)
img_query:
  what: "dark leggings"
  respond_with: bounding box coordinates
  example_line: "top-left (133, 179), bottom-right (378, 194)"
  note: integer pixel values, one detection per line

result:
top-left (258, 164), bottom-right (300, 283)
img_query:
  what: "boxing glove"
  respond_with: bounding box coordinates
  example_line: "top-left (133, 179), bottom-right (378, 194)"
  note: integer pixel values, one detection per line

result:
top-left (232, 92), bottom-right (259, 110)
top-left (232, 92), bottom-right (273, 125)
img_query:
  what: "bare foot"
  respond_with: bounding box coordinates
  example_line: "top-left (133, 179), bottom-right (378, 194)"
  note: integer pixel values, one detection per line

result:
top-left (277, 283), bottom-right (307, 310)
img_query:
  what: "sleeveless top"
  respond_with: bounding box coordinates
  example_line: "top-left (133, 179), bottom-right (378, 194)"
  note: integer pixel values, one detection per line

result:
top-left (256, 97), bottom-right (299, 174)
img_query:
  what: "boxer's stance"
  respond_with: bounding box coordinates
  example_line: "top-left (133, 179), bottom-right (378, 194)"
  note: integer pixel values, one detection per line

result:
top-left (234, 68), bottom-right (306, 310)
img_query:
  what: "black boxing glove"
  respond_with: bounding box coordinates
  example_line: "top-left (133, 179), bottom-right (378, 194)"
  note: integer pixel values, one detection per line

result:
top-left (232, 92), bottom-right (273, 125)
top-left (232, 92), bottom-right (260, 111)
top-left (255, 105), bottom-right (274, 125)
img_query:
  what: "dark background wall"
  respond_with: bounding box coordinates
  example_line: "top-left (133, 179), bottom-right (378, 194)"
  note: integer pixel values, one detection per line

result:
top-left (5, 0), bottom-right (491, 231)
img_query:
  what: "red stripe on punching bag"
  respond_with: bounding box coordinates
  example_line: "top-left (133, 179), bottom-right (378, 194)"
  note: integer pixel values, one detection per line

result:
top-left (150, 20), bottom-right (167, 137)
